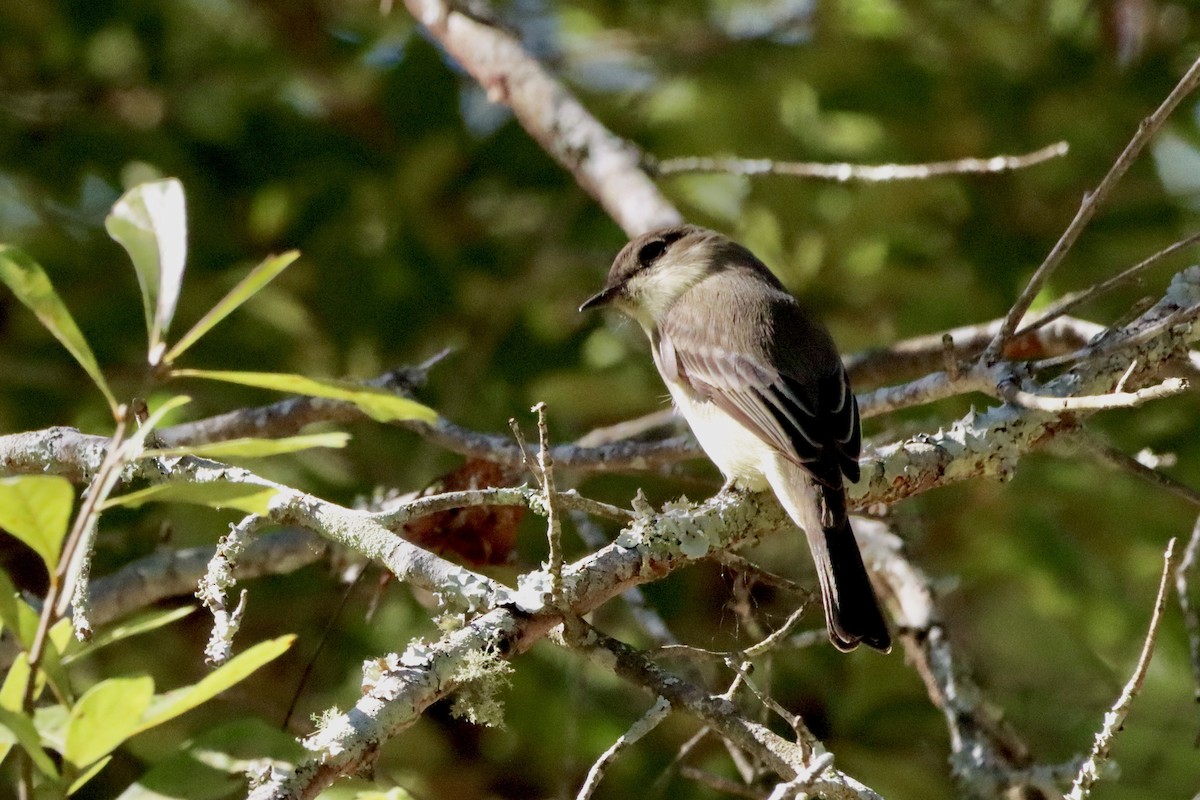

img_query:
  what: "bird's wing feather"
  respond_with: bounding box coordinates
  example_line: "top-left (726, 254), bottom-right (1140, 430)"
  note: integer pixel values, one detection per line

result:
top-left (657, 286), bottom-right (860, 486)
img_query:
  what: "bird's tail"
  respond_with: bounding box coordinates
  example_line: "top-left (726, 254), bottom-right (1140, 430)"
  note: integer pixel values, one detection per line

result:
top-left (767, 461), bottom-right (891, 653)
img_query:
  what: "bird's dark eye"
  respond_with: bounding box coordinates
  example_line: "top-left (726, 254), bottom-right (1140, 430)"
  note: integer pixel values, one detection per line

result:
top-left (637, 239), bottom-right (668, 266)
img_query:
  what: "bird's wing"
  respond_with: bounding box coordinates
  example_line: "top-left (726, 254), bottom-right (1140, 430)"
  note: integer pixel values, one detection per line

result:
top-left (657, 296), bottom-right (860, 487)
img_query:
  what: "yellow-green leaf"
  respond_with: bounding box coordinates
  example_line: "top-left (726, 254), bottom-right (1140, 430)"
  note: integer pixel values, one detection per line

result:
top-left (65, 675), bottom-right (154, 768)
top-left (0, 569), bottom-right (24, 647)
top-left (0, 475), bottom-right (74, 572)
top-left (143, 431), bottom-right (349, 460)
top-left (0, 245), bottom-right (117, 414)
top-left (171, 369), bottom-right (438, 424)
top-left (105, 178), bottom-right (188, 364)
top-left (1, 652), bottom-right (31, 711)
top-left (163, 250), bottom-right (300, 365)
top-left (0, 569), bottom-right (42, 651)
top-left (102, 481), bottom-right (279, 515)
top-left (134, 635), bottom-right (294, 733)
top-left (0, 706), bottom-right (59, 778)
top-left (62, 607), bottom-right (195, 666)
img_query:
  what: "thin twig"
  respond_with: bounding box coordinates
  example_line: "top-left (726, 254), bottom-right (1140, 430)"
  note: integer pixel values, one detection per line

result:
top-left (575, 696), bottom-right (672, 800)
top-left (679, 766), bottom-right (765, 799)
top-left (650, 141), bottom-right (1068, 182)
top-left (533, 402), bottom-right (565, 610)
top-left (1066, 538), bottom-right (1177, 800)
top-left (1175, 516), bottom-right (1200, 701)
top-left (1083, 438), bottom-right (1200, 510)
top-left (986, 54), bottom-right (1200, 362)
top-left (1016, 231), bottom-right (1200, 339)
top-left (1000, 376), bottom-right (1188, 412)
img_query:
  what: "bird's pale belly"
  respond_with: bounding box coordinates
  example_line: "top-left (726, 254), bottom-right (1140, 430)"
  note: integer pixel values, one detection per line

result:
top-left (665, 381), bottom-right (774, 492)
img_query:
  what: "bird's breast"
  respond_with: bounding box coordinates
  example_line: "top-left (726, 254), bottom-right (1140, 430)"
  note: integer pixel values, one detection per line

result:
top-left (665, 381), bottom-right (774, 492)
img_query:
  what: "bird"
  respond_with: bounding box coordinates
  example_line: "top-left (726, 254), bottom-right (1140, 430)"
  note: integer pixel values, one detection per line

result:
top-left (579, 224), bottom-right (890, 652)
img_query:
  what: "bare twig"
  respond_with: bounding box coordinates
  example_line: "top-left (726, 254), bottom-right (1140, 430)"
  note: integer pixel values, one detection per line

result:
top-left (650, 141), bottom-right (1068, 182)
top-left (1000, 376), bottom-right (1188, 412)
top-left (985, 54), bottom-right (1200, 362)
top-left (402, 0), bottom-right (680, 236)
top-left (1083, 438), bottom-right (1200, 510)
top-left (1066, 538), bottom-right (1177, 800)
top-left (679, 766), bottom-right (765, 799)
top-left (1175, 517), bottom-right (1200, 701)
top-left (575, 696), bottom-right (672, 800)
top-left (196, 514), bottom-right (265, 665)
top-left (570, 623), bottom-right (883, 800)
top-left (532, 403), bottom-right (565, 609)
top-left (1015, 231), bottom-right (1200, 339)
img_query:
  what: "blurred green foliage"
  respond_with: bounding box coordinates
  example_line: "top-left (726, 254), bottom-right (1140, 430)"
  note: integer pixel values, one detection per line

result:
top-left (2, 0), bottom-right (1200, 798)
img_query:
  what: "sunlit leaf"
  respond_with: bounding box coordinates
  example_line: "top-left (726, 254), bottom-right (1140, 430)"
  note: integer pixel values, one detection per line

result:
top-left (0, 706), bottom-right (59, 778)
top-left (171, 369), bottom-right (439, 423)
top-left (32, 703), bottom-right (69, 753)
top-left (143, 431), bottom-right (349, 460)
top-left (0, 652), bottom-right (31, 711)
top-left (102, 481), bottom-right (279, 515)
top-left (0, 245), bottom-right (118, 414)
top-left (65, 675), bottom-right (154, 768)
top-left (163, 250), bottom-right (300, 365)
top-left (105, 178), bottom-right (188, 365)
top-left (49, 618), bottom-right (74, 655)
top-left (38, 620), bottom-right (75, 705)
top-left (134, 635), bottom-right (294, 733)
top-left (62, 607), bottom-right (195, 666)
top-left (0, 475), bottom-right (74, 573)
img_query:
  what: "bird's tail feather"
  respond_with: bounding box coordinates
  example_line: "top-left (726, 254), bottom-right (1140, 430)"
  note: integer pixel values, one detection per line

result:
top-left (767, 460), bottom-right (891, 653)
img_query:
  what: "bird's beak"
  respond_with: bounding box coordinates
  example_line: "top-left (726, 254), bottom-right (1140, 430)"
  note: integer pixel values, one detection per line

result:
top-left (579, 283), bottom-right (622, 312)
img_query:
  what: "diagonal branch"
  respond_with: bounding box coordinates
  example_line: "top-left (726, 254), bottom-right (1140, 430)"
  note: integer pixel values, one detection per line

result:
top-left (984, 54), bottom-right (1200, 362)
top-left (402, 0), bottom-right (680, 236)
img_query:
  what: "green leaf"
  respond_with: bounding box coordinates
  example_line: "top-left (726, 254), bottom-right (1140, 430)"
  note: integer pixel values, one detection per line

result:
top-left (38, 628), bottom-right (74, 707)
top-left (62, 607), bottom-right (195, 666)
top-left (0, 706), bottom-right (59, 778)
top-left (105, 178), bottom-right (188, 365)
top-left (32, 703), bottom-right (69, 753)
top-left (134, 635), bottom-right (294, 733)
top-left (0, 245), bottom-right (118, 414)
top-left (102, 481), bottom-right (279, 515)
top-left (49, 618), bottom-right (74, 656)
top-left (65, 675), bottom-right (154, 768)
top-left (143, 431), bottom-right (350, 460)
top-left (1, 652), bottom-right (30, 709)
top-left (0, 475), bottom-right (74, 572)
top-left (69, 755), bottom-right (112, 795)
top-left (163, 250), bottom-right (301, 365)
top-left (0, 569), bottom-right (42, 651)
top-left (0, 569), bottom-right (24, 647)
top-left (115, 718), bottom-right (304, 800)
top-left (171, 369), bottom-right (439, 424)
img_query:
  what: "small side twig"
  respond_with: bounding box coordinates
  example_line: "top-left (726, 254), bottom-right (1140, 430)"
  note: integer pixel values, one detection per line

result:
top-left (1015, 231), bottom-right (1200, 339)
top-left (1176, 516), bottom-right (1200, 701)
top-left (532, 402), bottom-right (565, 610)
top-left (1000, 376), bottom-right (1188, 412)
top-left (1083, 438), bottom-right (1200, 510)
top-left (985, 54), bottom-right (1200, 361)
top-left (196, 514), bottom-right (264, 665)
top-left (1066, 537), bottom-right (1177, 800)
top-left (575, 696), bottom-right (672, 800)
top-left (649, 141), bottom-right (1067, 182)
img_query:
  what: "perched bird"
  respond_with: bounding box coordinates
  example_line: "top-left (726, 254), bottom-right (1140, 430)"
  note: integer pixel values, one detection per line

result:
top-left (580, 225), bottom-right (890, 652)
